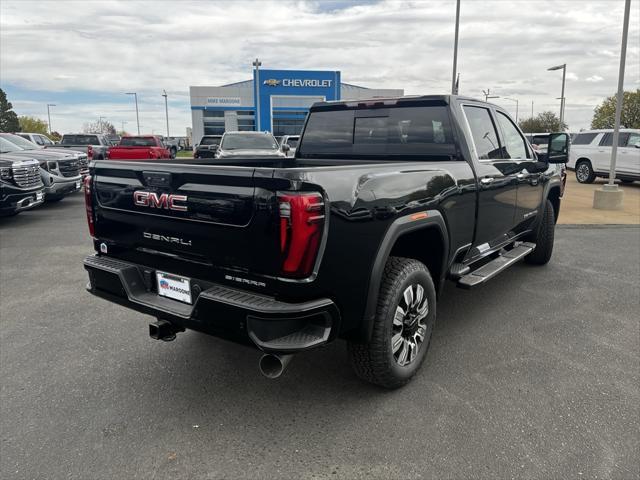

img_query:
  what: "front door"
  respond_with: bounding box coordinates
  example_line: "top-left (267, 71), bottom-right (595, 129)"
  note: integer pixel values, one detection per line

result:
top-left (462, 105), bottom-right (519, 256)
top-left (619, 132), bottom-right (640, 176)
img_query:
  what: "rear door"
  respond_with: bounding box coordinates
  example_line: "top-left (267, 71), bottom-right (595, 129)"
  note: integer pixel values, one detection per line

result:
top-left (461, 104), bottom-right (519, 253)
top-left (494, 110), bottom-right (542, 232)
top-left (92, 161), bottom-right (280, 277)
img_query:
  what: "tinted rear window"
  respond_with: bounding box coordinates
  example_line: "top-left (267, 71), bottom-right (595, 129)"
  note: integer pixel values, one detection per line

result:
top-left (61, 135), bottom-right (99, 145)
top-left (200, 137), bottom-right (221, 146)
top-left (572, 133), bottom-right (598, 145)
top-left (120, 137), bottom-right (157, 147)
top-left (298, 105), bottom-right (456, 159)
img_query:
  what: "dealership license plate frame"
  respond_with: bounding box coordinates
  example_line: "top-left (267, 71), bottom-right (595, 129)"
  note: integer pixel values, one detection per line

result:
top-left (156, 271), bottom-right (192, 304)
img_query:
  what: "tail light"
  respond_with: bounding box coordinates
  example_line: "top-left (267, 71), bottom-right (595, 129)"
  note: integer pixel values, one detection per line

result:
top-left (278, 192), bottom-right (325, 278)
top-left (84, 175), bottom-right (95, 237)
top-left (87, 145), bottom-right (93, 160)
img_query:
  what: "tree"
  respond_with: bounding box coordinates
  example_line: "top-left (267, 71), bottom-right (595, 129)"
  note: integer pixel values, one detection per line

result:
top-left (591, 89), bottom-right (640, 129)
top-left (83, 119), bottom-right (116, 135)
top-left (0, 88), bottom-right (20, 132)
top-left (49, 131), bottom-right (62, 142)
top-left (18, 116), bottom-right (49, 135)
top-left (519, 111), bottom-right (568, 133)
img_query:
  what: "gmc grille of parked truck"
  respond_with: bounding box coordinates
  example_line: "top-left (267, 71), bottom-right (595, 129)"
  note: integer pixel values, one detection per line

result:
top-left (82, 95), bottom-right (569, 388)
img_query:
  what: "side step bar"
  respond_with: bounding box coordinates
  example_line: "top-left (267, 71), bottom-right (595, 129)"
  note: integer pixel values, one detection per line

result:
top-left (457, 242), bottom-right (536, 289)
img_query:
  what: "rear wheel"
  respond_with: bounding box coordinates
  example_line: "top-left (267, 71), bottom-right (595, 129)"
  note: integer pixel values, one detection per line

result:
top-left (575, 160), bottom-right (596, 184)
top-left (348, 257), bottom-right (436, 389)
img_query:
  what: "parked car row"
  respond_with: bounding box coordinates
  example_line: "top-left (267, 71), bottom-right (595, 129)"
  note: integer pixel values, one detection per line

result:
top-left (0, 133), bottom-right (84, 216)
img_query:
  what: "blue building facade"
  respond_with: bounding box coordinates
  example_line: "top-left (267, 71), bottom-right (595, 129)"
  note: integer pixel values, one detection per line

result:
top-left (189, 68), bottom-right (402, 143)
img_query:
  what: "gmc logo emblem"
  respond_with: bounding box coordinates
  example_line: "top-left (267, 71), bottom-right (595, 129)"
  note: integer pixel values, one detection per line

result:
top-left (133, 191), bottom-right (188, 212)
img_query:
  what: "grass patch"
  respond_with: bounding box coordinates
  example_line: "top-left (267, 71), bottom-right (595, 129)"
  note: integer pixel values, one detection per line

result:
top-left (176, 150), bottom-right (193, 158)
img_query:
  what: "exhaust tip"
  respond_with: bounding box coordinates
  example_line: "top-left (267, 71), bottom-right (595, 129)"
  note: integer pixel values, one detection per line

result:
top-left (259, 353), bottom-right (293, 379)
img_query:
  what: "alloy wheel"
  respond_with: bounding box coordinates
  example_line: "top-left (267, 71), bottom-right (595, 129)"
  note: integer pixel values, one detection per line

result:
top-left (577, 163), bottom-right (590, 182)
top-left (391, 283), bottom-right (429, 366)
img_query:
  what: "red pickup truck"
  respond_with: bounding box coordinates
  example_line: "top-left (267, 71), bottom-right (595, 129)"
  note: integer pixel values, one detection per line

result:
top-left (107, 136), bottom-right (171, 160)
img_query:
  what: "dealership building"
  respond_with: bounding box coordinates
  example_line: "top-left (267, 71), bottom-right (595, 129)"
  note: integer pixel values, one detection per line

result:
top-left (189, 68), bottom-right (403, 143)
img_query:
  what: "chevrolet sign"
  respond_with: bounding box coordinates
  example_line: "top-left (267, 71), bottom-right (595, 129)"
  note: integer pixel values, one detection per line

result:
top-left (263, 78), bottom-right (332, 88)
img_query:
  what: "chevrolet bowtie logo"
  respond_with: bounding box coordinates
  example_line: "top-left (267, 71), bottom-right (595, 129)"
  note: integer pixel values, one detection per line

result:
top-left (263, 79), bottom-right (281, 87)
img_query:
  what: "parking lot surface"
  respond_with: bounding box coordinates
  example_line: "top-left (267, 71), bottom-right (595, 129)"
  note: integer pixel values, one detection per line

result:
top-left (1, 194), bottom-right (639, 480)
top-left (558, 175), bottom-right (640, 225)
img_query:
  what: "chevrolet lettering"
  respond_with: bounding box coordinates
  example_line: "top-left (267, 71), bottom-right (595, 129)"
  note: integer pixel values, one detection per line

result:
top-left (133, 191), bottom-right (188, 211)
top-left (282, 79), bottom-right (332, 88)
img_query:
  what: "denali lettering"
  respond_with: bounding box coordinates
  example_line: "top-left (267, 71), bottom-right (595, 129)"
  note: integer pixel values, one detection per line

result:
top-left (143, 232), bottom-right (192, 246)
top-left (133, 191), bottom-right (188, 211)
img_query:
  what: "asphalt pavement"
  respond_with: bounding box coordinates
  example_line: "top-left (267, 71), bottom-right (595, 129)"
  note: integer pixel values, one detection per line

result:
top-left (1, 193), bottom-right (639, 480)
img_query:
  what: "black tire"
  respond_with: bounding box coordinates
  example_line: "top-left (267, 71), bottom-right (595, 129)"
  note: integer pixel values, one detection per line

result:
top-left (620, 179), bottom-right (635, 184)
top-left (170, 147), bottom-right (177, 159)
top-left (348, 257), bottom-right (436, 389)
top-left (575, 160), bottom-right (596, 184)
top-left (525, 199), bottom-right (555, 265)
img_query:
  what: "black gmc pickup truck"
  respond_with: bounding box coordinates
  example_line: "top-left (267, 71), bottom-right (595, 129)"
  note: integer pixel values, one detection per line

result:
top-left (83, 95), bottom-right (569, 388)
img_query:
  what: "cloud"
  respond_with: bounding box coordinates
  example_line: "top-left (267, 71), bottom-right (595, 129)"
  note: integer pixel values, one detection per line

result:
top-left (586, 75), bottom-right (604, 83)
top-left (1, 0), bottom-right (639, 133)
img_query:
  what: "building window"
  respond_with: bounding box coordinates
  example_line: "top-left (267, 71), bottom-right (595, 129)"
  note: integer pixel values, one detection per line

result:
top-left (272, 110), bottom-right (307, 136)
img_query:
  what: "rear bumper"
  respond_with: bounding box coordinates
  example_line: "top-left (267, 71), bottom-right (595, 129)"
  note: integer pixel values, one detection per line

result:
top-left (83, 254), bottom-right (339, 353)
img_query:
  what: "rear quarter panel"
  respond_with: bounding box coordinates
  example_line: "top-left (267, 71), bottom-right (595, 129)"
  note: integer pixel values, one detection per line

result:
top-left (269, 160), bottom-right (476, 337)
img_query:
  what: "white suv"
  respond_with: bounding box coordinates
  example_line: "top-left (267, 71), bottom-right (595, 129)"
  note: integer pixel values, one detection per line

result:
top-left (568, 129), bottom-right (640, 183)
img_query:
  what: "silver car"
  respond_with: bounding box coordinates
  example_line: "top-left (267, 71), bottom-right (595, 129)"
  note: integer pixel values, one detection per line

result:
top-left (216, 132), bottom-right (286, 159)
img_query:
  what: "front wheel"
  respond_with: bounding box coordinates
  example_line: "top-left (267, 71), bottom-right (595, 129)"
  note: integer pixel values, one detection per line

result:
top-left (348, 257), bottom-right (436, 389)
top-left (575, 160), bottom-right (596, 184)
top-left (525, 199), bottom-right (555, 265)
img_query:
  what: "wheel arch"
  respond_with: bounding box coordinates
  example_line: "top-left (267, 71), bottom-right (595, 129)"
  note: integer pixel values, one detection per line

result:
top-left (547, 185), bottom-right (562, 222)
top-left (357, 210), bottom-right (449, 342)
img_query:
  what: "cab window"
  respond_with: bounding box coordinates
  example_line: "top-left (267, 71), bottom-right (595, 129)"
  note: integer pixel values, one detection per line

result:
top-left (495, 111), bottom-right (530, 159)
top-left (462, 106), bottom-right (502, 160)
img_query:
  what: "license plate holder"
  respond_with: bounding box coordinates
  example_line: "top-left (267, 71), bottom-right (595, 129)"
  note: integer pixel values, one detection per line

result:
top-left (35, 191), bottom-right (44, 201)
top-left (156, 271), bottom-right (192, 304)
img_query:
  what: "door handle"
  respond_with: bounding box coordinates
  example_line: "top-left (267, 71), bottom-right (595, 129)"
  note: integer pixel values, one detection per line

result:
top-left (480, 177), bottom-right (494, 185)
top-left (516, 173), bottom-right (527, 179)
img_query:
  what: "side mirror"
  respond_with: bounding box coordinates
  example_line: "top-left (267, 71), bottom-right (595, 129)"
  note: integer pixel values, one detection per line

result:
top-left (547, 132), bottom-right (569, 164)
top-left (281, 144), bottom-right (290, 153)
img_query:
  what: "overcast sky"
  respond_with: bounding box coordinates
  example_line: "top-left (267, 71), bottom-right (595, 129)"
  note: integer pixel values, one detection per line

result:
top-left (1, 0), bottom-right (639, 135)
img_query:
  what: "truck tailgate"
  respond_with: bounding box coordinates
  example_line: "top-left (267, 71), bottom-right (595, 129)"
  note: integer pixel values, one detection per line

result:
top-left (109, 147), bottom-right (164, 159)
top-left (92, 160), bottom-right (282, 276)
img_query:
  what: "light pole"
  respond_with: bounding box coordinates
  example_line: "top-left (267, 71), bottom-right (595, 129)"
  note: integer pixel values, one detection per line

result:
top-left (120, 120), bottom-right (127, 133)
top-left (125, 92), bottom-right (140, 134)
top-left (503, 97), bottom-right (519, 122)
top-left (162, 90), bottom-right (170, 137)
top-left (99, 116), bottom-right (106, 134)
top-left (482, 89), bottom-right (499, 102)
top-left (593, 0), bottom-right (630, 211)
top-left (46, 104), bottom-right (56, 134)
top-left (547, 64), bottom-right (566, 127)
top-left (607, 0), bottom-right (631, 189)
top-left (451, 0), bottom-right (461, 94)
top-left (252, 58), bottom-right (262, 131)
